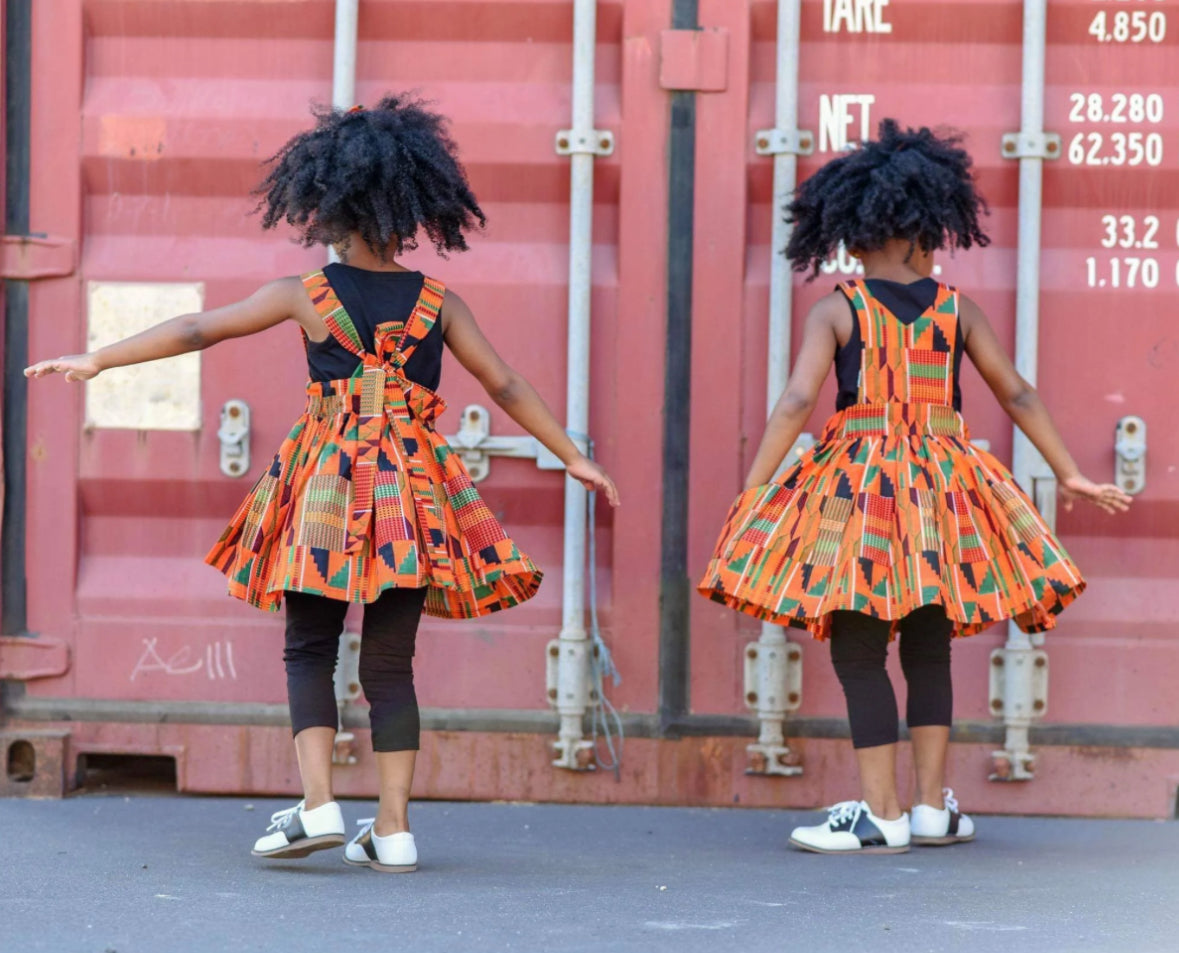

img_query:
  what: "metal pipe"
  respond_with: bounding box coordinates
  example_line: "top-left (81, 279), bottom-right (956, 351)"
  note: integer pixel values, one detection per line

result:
top-left (657, 0), bottom-right (699, 738)
top-left (746, 0), bottom-right (806, 777)
top-left (765, 0), bottom-right (800, 413)
top-left (2, 0), bottom-right (33, 637)
top-left (997, 0), bottom-right (1049, 782)
top-left (322, 0), bottom-right (361, 750)
top-left (331, 0), bottom-right (359, 110)
top-left (551, 0), bottom-right (601, 769)
top-left (325, 0), bottom-right (359, 267)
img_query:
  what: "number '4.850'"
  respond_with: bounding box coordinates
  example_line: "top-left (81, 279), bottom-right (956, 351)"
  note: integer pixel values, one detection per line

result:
top-left (1089, 9), bottom-right (1166, 44)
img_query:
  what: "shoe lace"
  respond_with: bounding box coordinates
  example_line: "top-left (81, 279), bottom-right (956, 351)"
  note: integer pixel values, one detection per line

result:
top-left (826, 800), bottom-right (862, 827)
top-left (943, 788), bottom-right (959, 813)
top-left (266, 801), bottom-right (305, 833)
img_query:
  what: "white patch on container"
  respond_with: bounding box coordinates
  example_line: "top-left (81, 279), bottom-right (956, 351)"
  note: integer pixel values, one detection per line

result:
top-left (86, 281), bottom-right (203, 430)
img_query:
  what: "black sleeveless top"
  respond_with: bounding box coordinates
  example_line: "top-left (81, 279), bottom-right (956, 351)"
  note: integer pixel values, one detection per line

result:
top-left (306, 263), bottom-right (444, 389)
top-left (834, 277), bottom-right (964, 411)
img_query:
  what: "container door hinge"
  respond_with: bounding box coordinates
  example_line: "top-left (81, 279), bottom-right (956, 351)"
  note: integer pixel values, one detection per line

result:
top-left (0, 637), bottom-right (71, 681)
top-left (545, 636), bottom-right (596, 770)
top-left (988, 646), bottom-right (1048, 781)
top-left (743, 634), bottom-right (804, 777)
top-left (0, 235), bottom-right (77, 280)
top-left (332, 629), bottom-right (362, 765)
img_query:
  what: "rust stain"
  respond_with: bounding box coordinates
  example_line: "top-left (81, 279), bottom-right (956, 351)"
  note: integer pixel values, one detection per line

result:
top-left (30, 438), bottom-right (48, 463)
top-left (0, 730), bottom-right (69, 798)
top-left (1074, 746), bottom-right (1141, 764)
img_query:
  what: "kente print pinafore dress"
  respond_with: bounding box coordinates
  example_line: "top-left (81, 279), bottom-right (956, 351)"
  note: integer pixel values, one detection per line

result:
top-left (205, 271), bottom-right (543, 618)
top-left (698, 278), bottom-right (1085, 640)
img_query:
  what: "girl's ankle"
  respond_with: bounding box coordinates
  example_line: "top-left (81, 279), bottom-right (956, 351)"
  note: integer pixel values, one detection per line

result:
top-left (373, 820), bottom-right (410, 838)
top-left (865, 800), bottom-right (903, 821)
top-left (914, 787), bottom-right (946, 810)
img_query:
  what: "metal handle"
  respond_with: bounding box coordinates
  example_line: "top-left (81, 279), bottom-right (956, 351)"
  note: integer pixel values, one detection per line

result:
top-left (1113, 415), bottom-right (1147, 495)
top-left (217, 400), bottom-right (251, 478)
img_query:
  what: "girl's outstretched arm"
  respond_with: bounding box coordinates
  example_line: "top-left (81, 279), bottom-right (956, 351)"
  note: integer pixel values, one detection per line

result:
top-left (743, 294), bottom-right (841, 488)
top-left (24, 278), bottom-right (324, 382)
top-left (440, 290), bottom-right (620, 507)
top-left (960, 294), bottom-right (1131, 514)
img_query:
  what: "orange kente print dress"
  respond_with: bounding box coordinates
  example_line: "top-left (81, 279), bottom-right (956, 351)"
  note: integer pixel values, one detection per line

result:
top-left (206, 271), bottom-right (543, 618)
top-left (698, 279), bottom-right (1085, 640)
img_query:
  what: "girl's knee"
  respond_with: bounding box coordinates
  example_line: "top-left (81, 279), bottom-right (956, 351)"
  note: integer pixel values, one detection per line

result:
top-left (830, 613), bottom-right (890, 670)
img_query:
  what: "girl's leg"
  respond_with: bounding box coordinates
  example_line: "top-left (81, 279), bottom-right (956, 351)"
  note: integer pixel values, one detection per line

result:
top-left (374, 751), bottom-right (417, 835)
top-left (358, 587), bottom-right (428, 836)
top-left (293, 729), bottom-right (337, 810)
top-left (897, 604), bottom-right (954, 808)
top-left (829, 611), bottom-right (902, 820)
top-left (283, 591), bottom-right (350, 807)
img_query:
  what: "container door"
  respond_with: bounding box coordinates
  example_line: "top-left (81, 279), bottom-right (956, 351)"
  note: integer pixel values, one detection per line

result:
top-left (18, 0), bottom-right (650, 799)
top-left (686, 0), bottom-right (1179, 816)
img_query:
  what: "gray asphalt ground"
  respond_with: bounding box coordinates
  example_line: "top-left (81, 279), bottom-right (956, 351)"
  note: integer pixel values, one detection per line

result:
top-left (1, 796), bottom-right (1176, 953)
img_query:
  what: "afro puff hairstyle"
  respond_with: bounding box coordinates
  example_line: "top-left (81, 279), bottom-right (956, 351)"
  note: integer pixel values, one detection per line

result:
top-left (784, 118), bottom-right (990, 279)
top-left (255, 94), bottom-right (485, 259)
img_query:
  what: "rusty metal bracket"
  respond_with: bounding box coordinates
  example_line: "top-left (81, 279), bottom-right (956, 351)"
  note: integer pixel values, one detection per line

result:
top-left (0, 234), bottom-right (77, 280)
top-left (555, 129), bottom-right (614, 157)
top-left (755, 128), bottom-right (815, 157)
top-left (659, 27), bottom-right (729, 92)
top-left (0, 636), bottom-right (71, 681)
top-left (1000, 132), bottom-right (1062, 161)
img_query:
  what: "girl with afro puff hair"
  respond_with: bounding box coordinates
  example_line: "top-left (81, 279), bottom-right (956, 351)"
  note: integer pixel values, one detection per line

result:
top-left (27, 95), bottom-right (618, 873)
top-left (699, 119), bottom-right (1129, 855)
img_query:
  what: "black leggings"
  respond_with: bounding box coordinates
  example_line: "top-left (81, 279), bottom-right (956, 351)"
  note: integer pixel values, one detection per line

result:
top-left (283, 588), bottom-right (428, 752)
top-left (829, 605), bottom-right (954, 750)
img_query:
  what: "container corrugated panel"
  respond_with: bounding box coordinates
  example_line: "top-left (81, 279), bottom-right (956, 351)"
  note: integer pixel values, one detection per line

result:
top-left (1037, 1), bottom-right (1179, 727)
top-left (10, 0), bottom-right (1179, 816)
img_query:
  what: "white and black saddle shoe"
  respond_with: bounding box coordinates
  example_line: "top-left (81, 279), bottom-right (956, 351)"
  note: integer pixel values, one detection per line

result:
top-left (344, 819), bottom-right (418, 873)
top-left (789, 800), bottom-right (911, 855)
top-left (251, 801), bottom-right (346, 859)
top-left (911, 788), bottom-right (976, 846)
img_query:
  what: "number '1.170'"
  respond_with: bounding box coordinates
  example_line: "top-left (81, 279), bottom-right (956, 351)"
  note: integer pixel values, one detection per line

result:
top-left (1085, 256), bottom-right (1164, 289)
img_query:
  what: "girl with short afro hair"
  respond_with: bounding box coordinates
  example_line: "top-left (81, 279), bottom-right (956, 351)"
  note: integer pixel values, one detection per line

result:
top-left (255, 94), bottom-right (485, 259)
top-left (699, 119), bottom-right (1129, 855)
top-left (785, 118), bottom-right (990, 278)
top-left (27, 95), bottom-right (619, 873)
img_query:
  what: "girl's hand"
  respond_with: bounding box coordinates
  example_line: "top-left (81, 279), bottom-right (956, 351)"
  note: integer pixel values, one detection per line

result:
top-left (567, 455), bottom-right (620, 508)
top-left (24, 354), bottom-right (101, 382)
top-left (1059, 475), bottom-right (1132, 515)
